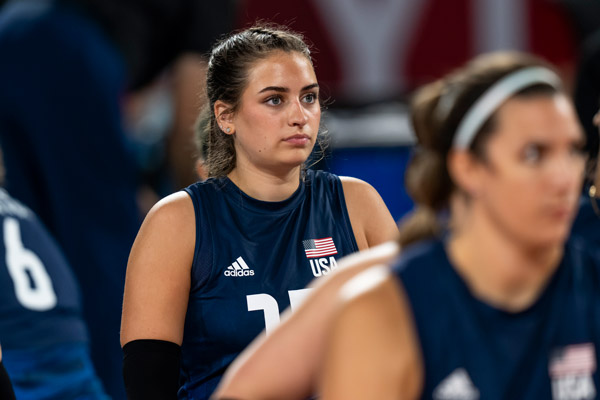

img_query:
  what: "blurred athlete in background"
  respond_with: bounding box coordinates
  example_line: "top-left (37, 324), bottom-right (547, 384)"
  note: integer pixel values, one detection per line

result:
top-left (321, 52), bottom-right (599, 400)
top-left (0, 1), bottom-right (234, 397)
top-left (0, 150), bottom-right (107, 399)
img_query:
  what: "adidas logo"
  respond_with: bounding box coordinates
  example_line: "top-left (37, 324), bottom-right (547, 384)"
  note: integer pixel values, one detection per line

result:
top-left (433, 368), bottom-right (479, 400)
top-left (224, 256), bottom-right (255, 277)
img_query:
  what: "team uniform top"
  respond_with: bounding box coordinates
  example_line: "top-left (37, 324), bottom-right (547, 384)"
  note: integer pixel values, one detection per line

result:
top-left (0, 188), bottom-right (87, 349)
top-left (393, 238), bottom-right (600, 400)
top-left (180, 169), bottom-right (359, 399)
top-left (571, 196), bottom-right (600, 250)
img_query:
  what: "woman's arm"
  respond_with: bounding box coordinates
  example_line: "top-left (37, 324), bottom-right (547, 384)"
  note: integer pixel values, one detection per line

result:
top-left (340, 177), bottom-right (398, 250)
top-left (320, 271), bottom-right (423, 400)
top-left (120, 191), bottom-right (196, 399)
top-left (213, 241), bottom-right (400, 400)
top-left (121, 191), bottom-right (195, 344)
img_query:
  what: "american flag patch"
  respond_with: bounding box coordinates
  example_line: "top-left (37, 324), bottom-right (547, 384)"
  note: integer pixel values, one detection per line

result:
top-left (302, 237), bottom-right (338, 258)
top-left (549, 343), bottom-right (596, 378)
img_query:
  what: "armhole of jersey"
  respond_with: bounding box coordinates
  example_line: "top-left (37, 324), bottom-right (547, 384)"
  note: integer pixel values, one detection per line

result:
top-left (331, 174), bottom-right (360, 253)
top-left (183, 186), bottom-right (213, 290)
top-left (390, 258), bottom-right (427, 378)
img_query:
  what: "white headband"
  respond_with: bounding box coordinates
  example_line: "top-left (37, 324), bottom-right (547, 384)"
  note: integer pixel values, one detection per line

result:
top-left (452, 67), bottom-right (562, 149)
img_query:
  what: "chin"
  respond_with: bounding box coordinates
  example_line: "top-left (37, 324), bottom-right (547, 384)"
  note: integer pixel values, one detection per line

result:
top-left (281, 154), bottom-right (311, 168)
top-left (530, 229), bottom-right (571, 250)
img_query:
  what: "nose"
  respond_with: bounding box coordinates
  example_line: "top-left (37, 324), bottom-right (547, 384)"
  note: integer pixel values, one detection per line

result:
top-left (549, 151), bottom-right (585, 195)
top-left (288, 99), bottom-right (308, 127)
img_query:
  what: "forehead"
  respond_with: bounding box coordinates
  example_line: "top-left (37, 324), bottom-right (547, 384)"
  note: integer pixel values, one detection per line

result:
top-left (245, 51), bottom-right (317, 90)
top-left (491, 94), bottom-right (583, 145)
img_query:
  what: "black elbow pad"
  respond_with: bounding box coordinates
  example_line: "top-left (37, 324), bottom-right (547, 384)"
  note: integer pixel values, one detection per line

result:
top-left (122, 339), bottom-right (181, 400)
top-left (0, 361), bottom-right (16, 400)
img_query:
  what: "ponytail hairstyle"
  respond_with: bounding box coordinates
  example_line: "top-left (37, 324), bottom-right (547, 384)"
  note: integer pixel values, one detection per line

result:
top-left (199, 23), bottom-right (327, 178)
top-left (398, 52), bottom-right (563, 247)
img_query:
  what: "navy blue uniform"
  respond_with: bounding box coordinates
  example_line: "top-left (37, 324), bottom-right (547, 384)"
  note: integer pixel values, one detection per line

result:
top-left (0, 189), bottom-right (107, 399)
top-left (571, 196), bottom-right (600, 250)
top-left (394, 238), bottom-right (600, 400)
top-left (180, 169), bottom-right (359, 399)
top-left (0, 2), bottom-right (140, 398)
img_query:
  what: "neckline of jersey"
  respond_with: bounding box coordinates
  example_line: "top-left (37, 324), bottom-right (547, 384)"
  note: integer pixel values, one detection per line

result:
top-left (437, 239), bottom-right (567, 318)
top-left (219, 172), bottom-right (309, 214)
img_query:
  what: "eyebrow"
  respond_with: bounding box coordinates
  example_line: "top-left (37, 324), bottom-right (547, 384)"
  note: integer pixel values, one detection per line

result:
top-left (258, 83), bottom-right (319, 94)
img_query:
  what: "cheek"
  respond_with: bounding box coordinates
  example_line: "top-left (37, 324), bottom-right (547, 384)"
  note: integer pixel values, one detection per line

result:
top-left (501, 178), bottom-right (558, 234)
top-left (238, 105), bottom-right (277, 129)
top-left (484, 173), bottom-right (538, 216)
top-left (508, 175), bottom-right (541, 208)
top-left (311, 108), bottom-right (321, 126)
top-left (259, 135), bottom-right (269, 152)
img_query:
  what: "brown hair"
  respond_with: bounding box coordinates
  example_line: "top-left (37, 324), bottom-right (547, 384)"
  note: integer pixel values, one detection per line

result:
top-left (198, 24), bottom-right (327, 177)
top-left (398, 52), bottom-right (562, 247)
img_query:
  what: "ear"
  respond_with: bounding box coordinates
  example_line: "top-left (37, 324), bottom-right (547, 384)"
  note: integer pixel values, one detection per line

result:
top-left (214, 100), bottom-right (235, 134)
top-left (447, 150), bottom-right (484, 198)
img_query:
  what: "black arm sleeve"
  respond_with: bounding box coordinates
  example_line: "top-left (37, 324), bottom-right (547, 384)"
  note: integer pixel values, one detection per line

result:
top-left (122, 339), bottom-right (182, 400)
top-left (0, 361), bottom-right (16, 400)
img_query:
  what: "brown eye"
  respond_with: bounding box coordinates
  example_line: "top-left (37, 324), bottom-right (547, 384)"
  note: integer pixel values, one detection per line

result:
top-left (523, 144), bottom-right (542, 164)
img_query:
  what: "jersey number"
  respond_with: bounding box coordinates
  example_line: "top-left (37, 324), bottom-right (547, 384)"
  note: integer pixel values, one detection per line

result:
top-left (4, 217), bottom-right (57, 311)
top-left (247, 289), bottom-right (313, 335)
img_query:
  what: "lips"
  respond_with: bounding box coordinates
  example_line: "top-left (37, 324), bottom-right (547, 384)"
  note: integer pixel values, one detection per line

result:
top-left (283, 134), bottom-right (311, 145)
top-left (546, 201), bottom-right (577, 220)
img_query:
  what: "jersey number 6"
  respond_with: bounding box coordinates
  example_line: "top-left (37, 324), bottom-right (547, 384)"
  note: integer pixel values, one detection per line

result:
top-left (4, 217), bottom-right (57, 311)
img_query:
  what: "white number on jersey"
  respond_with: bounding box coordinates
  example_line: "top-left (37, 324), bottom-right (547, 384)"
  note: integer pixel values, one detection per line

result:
top-left (247, 288), bottom-right (313, 335)
top-left (4, 217), bottom-right (57, 311)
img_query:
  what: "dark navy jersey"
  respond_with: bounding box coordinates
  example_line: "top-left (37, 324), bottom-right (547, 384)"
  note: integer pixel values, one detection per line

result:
top-left (571, 196), bottom-right (600, 250)
top-left (180, 169), bottom-right (359, 399)
top-left (393, 238), bottom-right (600, 400)
top-left (0, 189), bottom-right (87, 349)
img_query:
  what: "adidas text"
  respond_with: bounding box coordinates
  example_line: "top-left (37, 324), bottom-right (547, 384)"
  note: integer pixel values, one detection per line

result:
top-left (224, 269), bottom-right (255, 277)
top-left (224, 256), bottom-right (255, 277)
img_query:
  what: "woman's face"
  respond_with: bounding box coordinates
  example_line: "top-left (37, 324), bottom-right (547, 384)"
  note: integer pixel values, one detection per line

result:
top-left (229, 51), bottom-right (320, 175)
top-left (473, 93), bottom-right (586, 248)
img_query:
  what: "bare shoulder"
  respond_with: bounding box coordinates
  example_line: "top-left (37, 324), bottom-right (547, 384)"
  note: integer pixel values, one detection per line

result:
top-left (144, 191), bottom-right (195, 228)
top-left (121, 191), bottom-right (196, 345)
top-left (339, 176), bottom-right (398, 250)
top-left (339, 176), bottom-right (377, 198)
top-left (320, 269), bottom-right (423, 400)
top-left (128, 191), bottom-right (196, 265)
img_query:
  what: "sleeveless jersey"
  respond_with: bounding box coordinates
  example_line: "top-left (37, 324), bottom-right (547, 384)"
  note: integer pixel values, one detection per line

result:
top-left (393, 238), bottom-right (600, 400)
top-left (0, 189), bottom-right (87, 349)
top-left (180, 169), bottom-right (359, 399)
